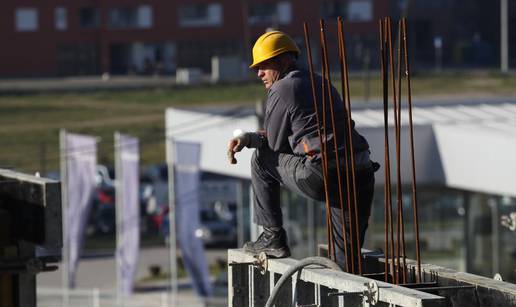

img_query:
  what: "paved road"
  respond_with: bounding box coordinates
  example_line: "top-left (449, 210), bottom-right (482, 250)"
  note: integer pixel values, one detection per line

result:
top-left (38, 246), bottom-right (227, 288)
top-left (37, 246), bottom-right (228, 306)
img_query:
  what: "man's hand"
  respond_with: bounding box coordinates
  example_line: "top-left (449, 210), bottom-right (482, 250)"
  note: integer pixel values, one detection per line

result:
top-left (227, 133), bottom-right (250, 164)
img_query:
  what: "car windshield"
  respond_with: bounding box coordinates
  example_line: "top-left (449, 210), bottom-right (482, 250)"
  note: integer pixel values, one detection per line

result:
top-left (200, 210), bottom-right (224, 222)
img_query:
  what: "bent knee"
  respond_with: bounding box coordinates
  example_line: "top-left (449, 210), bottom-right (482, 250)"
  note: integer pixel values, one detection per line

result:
top-left (251, 149), bottom-right (260, 169)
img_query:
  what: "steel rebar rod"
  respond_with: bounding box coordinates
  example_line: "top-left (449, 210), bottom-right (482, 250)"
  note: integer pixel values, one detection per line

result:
top-left (402, 17), bottom-right (422, 282)
top-left (318, 20), bottom-right (336, 261)
top-left (395, 20), bottom-right (408, 284)
top-left (385, 18), bottom-right (396, 284)
top-left (379, 18), bottom-right (391, 283)
top-left (337, 17), bottom-right (363, 275)
top-left (335, 18), bottom-right (353, 273)
top-left (320, 19), bottom-right (350, 268)
top-left (386, 17), bottom-right (402, 284)
top-left (383, 17), bottom-right (397, 284)
top-left (303, 22), bottom-right (336, 263)
top-left (337, 17), bottom-right (355, 274)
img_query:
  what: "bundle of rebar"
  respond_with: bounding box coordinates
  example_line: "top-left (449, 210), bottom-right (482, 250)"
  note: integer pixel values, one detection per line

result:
top-left (303, 17), bottom-right (422, 282)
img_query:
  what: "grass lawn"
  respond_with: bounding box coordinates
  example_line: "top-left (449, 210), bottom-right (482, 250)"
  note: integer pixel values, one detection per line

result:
top-left (1, 71), bottom-right (516, 173)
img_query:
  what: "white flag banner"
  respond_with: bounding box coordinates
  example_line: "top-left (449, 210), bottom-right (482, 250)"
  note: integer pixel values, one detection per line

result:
top-left (174, 141), bottom-right (212, 296)
top-left (64, 132), bottom-right (97, 288)
top-left (115, 133), bottom-right (140, 295)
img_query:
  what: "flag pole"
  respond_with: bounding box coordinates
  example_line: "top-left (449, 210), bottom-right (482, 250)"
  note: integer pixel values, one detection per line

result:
top-left (59, 129), bottom-right (69, 307)
top-left (236, 180), bottom-right (244, 248)
top-left (114, 132), bottom-right (123, 305)
top-left (166, 136), bottom-right (178, 305)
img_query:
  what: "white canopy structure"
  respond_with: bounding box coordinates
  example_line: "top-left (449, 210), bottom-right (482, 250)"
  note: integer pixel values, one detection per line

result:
top-left (165, 107), bottom-right (259, 179)
top-left (354, 102), bottom-right (516, 197)
top-left (165, 102), bottom-right (516, 197)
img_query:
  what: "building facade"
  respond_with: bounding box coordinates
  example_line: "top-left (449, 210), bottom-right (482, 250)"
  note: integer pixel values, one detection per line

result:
top-left (0, 0), bottom-right (388, 77)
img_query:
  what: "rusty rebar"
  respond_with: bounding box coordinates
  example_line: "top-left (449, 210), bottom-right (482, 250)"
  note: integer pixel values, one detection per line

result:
top-left (303, 22), bottom-right (336, 263)
top-left (385, 18), bottom-right (396, 285)
top-left (321, 19), bottom-right (353, 270)
top-left (337, 17), bottom-right (355, 275)
top-left (336, 18), bottom-right (363, 275)
top-left (402, 18), bottom-right (422, 282)
top-left (379, 18), bottom-right (394, 283)
top-left (395, 20), bottom-right (408, 284)
top-left (378, 19), bottom-right (388, 282)
top-left (304, 15), bottom-right (420, 282)
top-left (386, 17), bottom-right (403, 284)
top-left (317, 21), bottom-right (337, 261)
top-left (330, 18), bottom-right (353, 273)
top-left (337, 17), bottom-right (356, 274)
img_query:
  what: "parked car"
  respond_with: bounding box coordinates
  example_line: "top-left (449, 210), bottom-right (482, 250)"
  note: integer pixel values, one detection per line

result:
top-left (196, 208), bottom-right (237, 247)
top-left (88, 183), bottom-right (116, 235)
top-left (156, 207), bottom-right (237, 248)
top-left (47, 165), bottom-right (157, 236)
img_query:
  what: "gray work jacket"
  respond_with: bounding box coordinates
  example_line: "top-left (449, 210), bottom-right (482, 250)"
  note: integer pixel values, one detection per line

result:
top-left (262, 68), bottom-right (369, 161)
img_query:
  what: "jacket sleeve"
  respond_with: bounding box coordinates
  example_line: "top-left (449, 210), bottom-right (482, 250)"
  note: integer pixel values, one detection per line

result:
top-left (264, 90), bottom-right (292, 153)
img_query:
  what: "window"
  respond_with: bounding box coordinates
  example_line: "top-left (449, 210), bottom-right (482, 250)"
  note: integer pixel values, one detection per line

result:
top-left (108, 5), bottom-right (153, 29)
top-left (277, 2), bottom-right (292, 25)
top-left (348, 0), bottom-right (372, 22)
top-left (137, 5), bottom-right (153, 28)
top-left (55, 7), bottom-right (67, 31)
top-left (321, 0), bottom-right (346, 19)
top-left (415, 0), bottom-right (446, 8)
top-left (109, 8), bottom-right (136, 28)
top-left (248, 1), bottom-right (292, 25)
top-left (15, 8), bottom-right (38, 32)
top-left (178, 3), bottom-right (222, 27)
top-left (248, 3), bottom-right (276, 24)
top-left (79, 7), bottom-right (100, 28)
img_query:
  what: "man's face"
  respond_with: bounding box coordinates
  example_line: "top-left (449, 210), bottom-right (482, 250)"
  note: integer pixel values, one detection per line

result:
top-left (254, 59), bottom-right (281, 90)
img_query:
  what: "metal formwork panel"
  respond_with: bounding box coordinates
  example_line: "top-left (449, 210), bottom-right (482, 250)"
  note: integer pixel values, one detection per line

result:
top-left (228, 249), bottom-right (445, 307)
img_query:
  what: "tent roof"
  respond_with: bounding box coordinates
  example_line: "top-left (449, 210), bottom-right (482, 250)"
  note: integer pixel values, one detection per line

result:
top-left (353, 102), bottom-right (516, 197)
top-left (165, 102), bottom-right (516, 197)
top-left (166, 107), bottom-right (259, 179)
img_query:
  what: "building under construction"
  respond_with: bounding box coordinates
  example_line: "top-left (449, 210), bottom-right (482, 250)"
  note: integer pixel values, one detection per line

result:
top-left (221, 16), bottom-right (516, 307)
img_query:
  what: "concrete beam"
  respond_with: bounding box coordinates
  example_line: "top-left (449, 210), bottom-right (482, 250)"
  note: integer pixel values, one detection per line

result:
top-left (0, 168), bottom-right (61, 248)
top-left (228, 249), bottom-right (445, 307)
top-left (402, 258), bottom-right (516, 306)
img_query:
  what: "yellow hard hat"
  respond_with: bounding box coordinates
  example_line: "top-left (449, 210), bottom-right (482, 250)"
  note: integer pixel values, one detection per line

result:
top-left (249, 31), bottom-right (300, 68)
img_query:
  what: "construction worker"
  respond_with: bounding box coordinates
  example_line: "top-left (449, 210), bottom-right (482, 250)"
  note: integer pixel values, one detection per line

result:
top-left (227, 31), bottom-right (378, 270)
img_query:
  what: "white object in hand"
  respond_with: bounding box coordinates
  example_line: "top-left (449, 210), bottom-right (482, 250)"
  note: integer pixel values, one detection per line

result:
top-left (233, 129), bottom-right (244, 137)
top-left (501, 212), bottom-right (516, 231)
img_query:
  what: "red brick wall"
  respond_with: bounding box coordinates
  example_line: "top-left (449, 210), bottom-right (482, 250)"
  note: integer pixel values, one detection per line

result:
top-left (0, 0), bottom-right (389, 77)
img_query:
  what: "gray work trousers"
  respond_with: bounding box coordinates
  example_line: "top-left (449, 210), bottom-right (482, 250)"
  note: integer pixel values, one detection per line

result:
top-left (251, 147), bottom-right (375, 271)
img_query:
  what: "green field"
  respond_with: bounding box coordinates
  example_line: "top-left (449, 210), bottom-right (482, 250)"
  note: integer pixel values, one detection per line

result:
top-left (2, 71), bottom-right (516, 173)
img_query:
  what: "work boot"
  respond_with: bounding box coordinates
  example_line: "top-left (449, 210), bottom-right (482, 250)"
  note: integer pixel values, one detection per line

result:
top-left (243, 227), bottom-right (291, 258)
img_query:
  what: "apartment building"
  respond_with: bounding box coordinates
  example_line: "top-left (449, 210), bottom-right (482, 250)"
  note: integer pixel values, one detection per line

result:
top-left (0, 0), bottom-right (387, 77)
